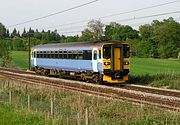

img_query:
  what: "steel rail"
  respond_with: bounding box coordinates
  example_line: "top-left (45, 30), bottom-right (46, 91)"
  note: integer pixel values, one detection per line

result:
top-left (117, 84), bottom-right (180, 98)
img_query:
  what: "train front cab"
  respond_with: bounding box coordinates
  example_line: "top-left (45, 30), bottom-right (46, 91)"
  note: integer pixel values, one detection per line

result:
top-left (102, 43), bottom-right (130, 83)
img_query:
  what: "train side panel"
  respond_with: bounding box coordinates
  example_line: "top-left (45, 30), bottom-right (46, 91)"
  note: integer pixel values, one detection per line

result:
top-left (35, 59), bottom-right (93, 72)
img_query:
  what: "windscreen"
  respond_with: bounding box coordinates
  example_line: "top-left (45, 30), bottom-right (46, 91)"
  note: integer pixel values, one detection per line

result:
top-left (123, 45), bottom-right (130, 58)
top-left (103, 45), bottom-right (111, 59)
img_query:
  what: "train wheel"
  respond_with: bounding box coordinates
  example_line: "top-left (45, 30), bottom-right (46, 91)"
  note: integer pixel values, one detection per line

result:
top-left (81, 73), bottom-right (86, 81)
top-left (98, 74), bottom-right (103, 84)
top-left (93, 74), bottom-right (102, 84)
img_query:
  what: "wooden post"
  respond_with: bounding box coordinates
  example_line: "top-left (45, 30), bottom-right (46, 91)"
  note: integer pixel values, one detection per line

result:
top-left (25, 84), bottom-right (28, 94)
top-left (28, 95), bottom-right (30, 111)
top-left (77, 112), bottom-right (80, 125)
top-left (7, 81), bottom-right (9, 88)
top-left (50, 97), bottom-right (54, 117)
top-left (66, 118), bottom-right (69, 125)
top-left (9, 91), bottom-right (12, 104)
top-left (85, 108), bottom-right (88, 125)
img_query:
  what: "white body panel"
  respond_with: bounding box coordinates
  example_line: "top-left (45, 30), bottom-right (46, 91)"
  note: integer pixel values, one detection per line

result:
top-left (92, 48), bottom-right (98, 72)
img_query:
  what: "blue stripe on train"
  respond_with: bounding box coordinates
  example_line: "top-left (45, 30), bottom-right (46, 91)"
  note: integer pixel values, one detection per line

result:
top-left (34, 59), bottom-right (89, 71)
top-left (32, 58), bottom-right (103, 73)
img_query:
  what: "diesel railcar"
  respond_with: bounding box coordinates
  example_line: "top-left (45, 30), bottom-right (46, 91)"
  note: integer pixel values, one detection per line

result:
top-left (31, 41), bottom-right (130, 84)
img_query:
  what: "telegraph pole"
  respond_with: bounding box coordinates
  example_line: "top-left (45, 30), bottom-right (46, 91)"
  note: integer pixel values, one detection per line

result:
top-left (28, 34), bottom-right (31, 70)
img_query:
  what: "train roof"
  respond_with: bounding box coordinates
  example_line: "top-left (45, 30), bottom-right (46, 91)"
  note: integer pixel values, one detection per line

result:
top-left (32, 41), bottom-right (125, 50)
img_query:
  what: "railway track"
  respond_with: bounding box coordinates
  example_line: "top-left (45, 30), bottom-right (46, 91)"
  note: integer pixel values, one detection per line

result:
top-left (0, 68), bottom-right (180, 111)
top-left (117, 84), bottom-right (180, 98)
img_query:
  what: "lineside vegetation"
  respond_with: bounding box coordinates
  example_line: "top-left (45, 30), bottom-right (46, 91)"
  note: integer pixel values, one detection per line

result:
top-left (0, 103), bottom-right (53, 125)
top-left (0, 79), bottom-right (180, 125)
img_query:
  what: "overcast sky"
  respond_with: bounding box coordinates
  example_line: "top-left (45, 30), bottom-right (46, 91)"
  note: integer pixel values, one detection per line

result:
top-left (0, 0), bottom-right (180, 35)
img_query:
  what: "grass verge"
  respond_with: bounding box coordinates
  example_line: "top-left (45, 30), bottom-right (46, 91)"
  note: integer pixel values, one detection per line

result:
top-left (0, 103), bottom-right (52, 125)
top-left (130, 57), bottom-right (180, 75)
top-left (10, 51), bottom-right (28, 70)
top-left (0, 79), bottom-right (180, 125)
top-left (128, 73), bottom-right (180, 90)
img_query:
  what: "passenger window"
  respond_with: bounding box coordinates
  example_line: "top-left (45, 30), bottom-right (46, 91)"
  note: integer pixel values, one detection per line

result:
top-left (83, 50), bottom-right (92, 60)
top-left (64, 51), bottom-right (67, 59)
top-left (47, 52), bottom-right (50, 58)
top-left (59, 50), bottom-right (62, 59)
top-left (72, 51), bottom-right (78, 59)
top-left (68, 51), bottom-right (72, 59)
top-left (78, 54), bottom-right (83, 59)
top-left (40, 52), bottom-right (42, 58)
top-left (44, 51), bottom-right (46, 58)
top-left (37, 52), bottom-right (39, 58)
top-left (50, 51), bottom-right (54, 58)
top-left (94, 50), bottom-right (97, 60)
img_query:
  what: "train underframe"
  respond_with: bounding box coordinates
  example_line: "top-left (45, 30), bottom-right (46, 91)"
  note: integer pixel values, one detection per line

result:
top-left (32, 66), bottom-right (103, 84)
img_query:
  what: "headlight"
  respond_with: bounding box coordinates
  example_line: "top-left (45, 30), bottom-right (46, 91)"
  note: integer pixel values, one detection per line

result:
top-left (123, 62), bottom-right (129, 65)
top-left (104, 62), bottom-right (111, 65)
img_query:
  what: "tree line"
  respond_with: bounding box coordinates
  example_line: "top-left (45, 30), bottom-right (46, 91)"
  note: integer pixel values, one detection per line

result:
top-left (0, 17), bottom-right (180, 59)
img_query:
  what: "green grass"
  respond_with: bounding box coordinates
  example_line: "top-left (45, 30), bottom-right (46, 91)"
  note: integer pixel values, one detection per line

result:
top-left (10, 51), bottom-right (28, 70)
top-left (1, 79), bottom-right (180, 125)
top-left (130, 57), bottom-right (180, 75)
top-left (0, 103), bottom-right (52, 125)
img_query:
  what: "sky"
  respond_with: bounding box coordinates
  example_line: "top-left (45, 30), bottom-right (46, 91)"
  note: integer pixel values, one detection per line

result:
top-left (0, 0), bottom-right (180, 35)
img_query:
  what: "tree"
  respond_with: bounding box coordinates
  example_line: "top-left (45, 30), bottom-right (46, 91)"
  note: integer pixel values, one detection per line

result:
top-left (11, 28), bottom-right (18, 38)
top-left (105, 22), bottom-right (139, 41)
top-left (22, 28), bottom-right (27, 37)
top-left (138, 17), bottom-right (180, 58)
top-left (28, 27), bottom-right (34, 34)
top-left (152, 18), bottom-right (180, 58)
top-left (0, 23), bottom-right (6, 39)
top-left (52, 29), bottom-right (61, 41)
top-left (34, 29), bottom-right (42, 40)
top-left (178, 52), bottom-right (180, 60)
top-left (139, 24), bottom-right (153, 40)
top-left (80, 28), bottom-right (94, 41)
top-left (17, 31), bottom-right (20, 37)
top-left (65, 35), bottom-right (79, 42)
top-left (105, 22), bottom-right (120, 40)
top-left (80, 20), bottom-right (104, 41)
top-left (41, 31), bottom-right (49, 41)
top-left (27, 27), bottom-right (35, 37)
top-left (0, 40), bottom-right (12, 67)
top-left (5, 29), bottom-right (10, 38)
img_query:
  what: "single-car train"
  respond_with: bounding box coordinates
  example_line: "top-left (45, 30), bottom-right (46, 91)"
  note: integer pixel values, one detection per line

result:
top-left (31, 41), bottom-right (130, 84)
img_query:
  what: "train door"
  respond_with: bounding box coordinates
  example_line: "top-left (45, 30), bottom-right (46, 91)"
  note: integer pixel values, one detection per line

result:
top-left (112, 45), bottom-right (123, 71)
top-left (31, 49), bottom-right (35, 67)
top-left (114, 48), bottom-right (121, 70)
top-left (33, 50), bottom-right (37, 66)
top-left (92, 48), bottom-right (98, 72)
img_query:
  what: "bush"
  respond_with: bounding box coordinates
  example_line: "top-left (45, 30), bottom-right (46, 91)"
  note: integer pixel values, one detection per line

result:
top-left (128, 73), bottom-right (180, 90)
top-left (178, 52), bottom-right (180, 60)
top-left (0, 56), bottom-right (14, 68)
top-left (0, 40), bottom-right (14, 68)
